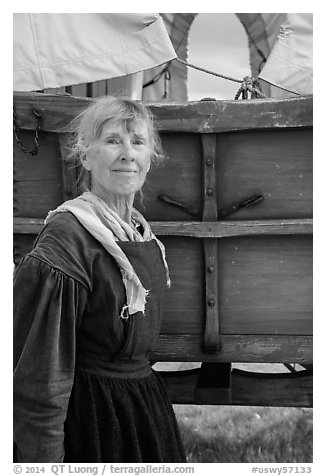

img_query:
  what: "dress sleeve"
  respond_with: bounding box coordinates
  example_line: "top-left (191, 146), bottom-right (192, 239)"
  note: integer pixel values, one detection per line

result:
top-left (13, 254), bottom-right (88, 463)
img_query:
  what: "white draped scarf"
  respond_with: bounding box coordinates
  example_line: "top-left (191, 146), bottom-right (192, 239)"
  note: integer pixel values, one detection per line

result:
top-left (45, 191), bottom-right (170, 318)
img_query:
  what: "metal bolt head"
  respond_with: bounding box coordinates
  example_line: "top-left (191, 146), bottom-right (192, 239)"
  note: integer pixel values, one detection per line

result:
top-left (208, 299), bottom-right (215, 307)
top-left (207, 188), bottom-right (214, 196)
top-left (206, 159), bottom-right (213, 166)
top-left (207, 266), bottom-right (214, 273)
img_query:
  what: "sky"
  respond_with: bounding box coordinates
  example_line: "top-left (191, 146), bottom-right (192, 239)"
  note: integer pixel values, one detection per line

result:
top-left (187, 13), bottom-right (250, 100)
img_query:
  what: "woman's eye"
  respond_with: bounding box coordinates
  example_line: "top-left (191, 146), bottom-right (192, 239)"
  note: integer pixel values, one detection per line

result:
top-left (133, 139), bottom-right (144, 145)
top-left (106, 138), bottom-right (119, 144)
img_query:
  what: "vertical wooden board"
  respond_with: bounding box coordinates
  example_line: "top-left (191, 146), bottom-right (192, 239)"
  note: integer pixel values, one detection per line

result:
top-left (106, 76), bottom-right (130, 96)
top-left (134, 133), bottom-right (202, 221)
top-left (71, 84), bottom-right (88, 97)
top-left (218, 235), bottom-right (313, 335)
top-left (216, 128), bottom-right (312, 219)
top-left (201, 134), bottom-right (218, 221)
top-left (200, 134), bottom-right (220, 350)
top-left (160, 236), bottom-right (204, 334)
top-left (90, 80), bottom-right (108, 97)
top-left (202, 239), bottom-right (220, 351)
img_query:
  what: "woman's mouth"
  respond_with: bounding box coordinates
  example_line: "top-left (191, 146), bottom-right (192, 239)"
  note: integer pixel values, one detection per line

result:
top-left (112, 169), bottom-right (138, 174)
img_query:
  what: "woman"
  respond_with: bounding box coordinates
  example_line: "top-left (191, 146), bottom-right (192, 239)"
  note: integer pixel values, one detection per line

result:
top-left (13, 96), bottom-right (186, 463)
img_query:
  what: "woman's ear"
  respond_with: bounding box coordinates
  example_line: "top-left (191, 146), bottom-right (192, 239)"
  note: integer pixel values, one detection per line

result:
top-left (80, 154), bottom-right (92, 171)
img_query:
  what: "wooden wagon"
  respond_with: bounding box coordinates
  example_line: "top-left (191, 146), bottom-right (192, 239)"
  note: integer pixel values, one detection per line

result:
top-left (13, 92), bottom-right (313, 407)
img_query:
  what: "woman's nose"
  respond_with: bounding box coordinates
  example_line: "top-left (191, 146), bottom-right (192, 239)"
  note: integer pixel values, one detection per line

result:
top-left (120, 142), bottom-right (135, 161)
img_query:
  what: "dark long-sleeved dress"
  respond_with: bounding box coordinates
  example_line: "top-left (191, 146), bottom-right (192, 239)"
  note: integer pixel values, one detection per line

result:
top-left (13, 211), bottom-right (186, 463)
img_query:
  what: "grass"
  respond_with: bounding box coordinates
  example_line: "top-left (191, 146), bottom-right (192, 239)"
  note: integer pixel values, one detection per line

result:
top-left (174, 404), bottom-right (312, 463)
top-left (154, 362), bottom-right (313, 463)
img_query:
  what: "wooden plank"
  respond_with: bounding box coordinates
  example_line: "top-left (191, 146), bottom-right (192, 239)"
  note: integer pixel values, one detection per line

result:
top-left (159, 368), bottom-right (312, 407)
top-left (151, 220), bottom-right (313, 237)
top-left (13, 218), bottom-right (313, 236)
top-left (219, 235), bottom-right (312, 335)
top-left (150, 334), bottom-right (312, 363)
top-left (201, 134), bottom-right (217, 221)
top-left (90, 79), bottom-right (108, 97)
top-left (230, 368), bottom-right (312, 407)
top-left (14, 218), bottom-right (45, 234)
top-left (13, 93), bottom-right (92, 133)
top-left (13, 181), bottom-right (63, 219)
top-left (151, 97), bottom-right (313, 133)
top-left (13, 92), bottom-right (312, 133)
top-left (160, 237), bottom-right (204, 335)
top-left (201, 133), bottom-right (221, 352)
top-left (203, 240), bottom-right (220, 351)
top-left (217, 129), bottom-right (313, 220)
top-left (86, 83), bottom-right (94, 98)
top-left (71, 84), bottom-right (87, 97)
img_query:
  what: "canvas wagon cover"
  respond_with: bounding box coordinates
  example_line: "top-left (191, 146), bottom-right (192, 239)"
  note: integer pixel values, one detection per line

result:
top-left (13, 13), bottom-right (176, 91)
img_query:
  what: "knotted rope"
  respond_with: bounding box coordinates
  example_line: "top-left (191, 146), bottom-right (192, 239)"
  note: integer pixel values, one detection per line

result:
top-left (234, 76), bottom-right (265, 99)
top-left (175, 57), bottom-right (265, 100)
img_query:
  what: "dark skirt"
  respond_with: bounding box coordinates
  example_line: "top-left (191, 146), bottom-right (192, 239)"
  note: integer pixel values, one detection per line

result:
top-left (64, 370), bottom-right (186, 463)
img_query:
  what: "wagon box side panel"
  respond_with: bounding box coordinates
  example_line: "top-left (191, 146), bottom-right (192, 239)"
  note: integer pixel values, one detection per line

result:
top-left (13, 93), bottom-right (313, 367)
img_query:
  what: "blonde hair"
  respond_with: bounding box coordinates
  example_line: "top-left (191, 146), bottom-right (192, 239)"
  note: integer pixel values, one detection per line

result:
top-left (68, 96), bottom-right (164, 192)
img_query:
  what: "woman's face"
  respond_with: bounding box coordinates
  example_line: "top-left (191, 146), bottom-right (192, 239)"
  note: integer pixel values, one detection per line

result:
top-left (81, 119), bottom-right (152, 199)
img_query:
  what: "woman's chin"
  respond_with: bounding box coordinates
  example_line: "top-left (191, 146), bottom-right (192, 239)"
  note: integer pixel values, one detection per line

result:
top-left (109, 185), bottom-right (142, 197)
top-left (113, 180), bottom-right (145, 196)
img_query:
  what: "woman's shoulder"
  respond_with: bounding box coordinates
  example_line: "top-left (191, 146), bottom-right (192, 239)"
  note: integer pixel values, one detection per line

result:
top-left (36, 210), bottom-right (91, 251)
top-left (30, 211), bottom-right (107, 289)
top-left (43, 210), bottom-right (84, 235)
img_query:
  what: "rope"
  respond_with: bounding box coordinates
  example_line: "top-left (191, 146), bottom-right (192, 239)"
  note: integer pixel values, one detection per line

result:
top-left (13, 108), bottom-right (42, 156)
top-left (175, 57), bottom-right (265, 99)
top-left (143, 63), bottom-right (171, 89)
top-left (176, 57), bottom-right (243, 84)
top-left (234, 76), bottom-right (265, 99)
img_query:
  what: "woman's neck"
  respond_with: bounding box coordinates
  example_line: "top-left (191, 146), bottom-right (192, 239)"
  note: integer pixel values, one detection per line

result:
top-left (90, 187), bottom-right (135, 225)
